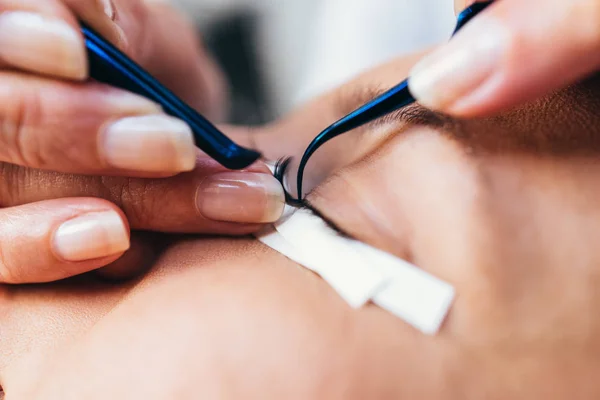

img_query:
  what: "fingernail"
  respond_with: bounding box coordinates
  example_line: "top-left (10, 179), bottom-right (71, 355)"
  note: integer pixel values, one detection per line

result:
top-left (102, 115), bottom-right (197, 173)
top-left (197, 172), bottom-right (285, 223)
top-left (0, 11), bottom-right (87, 80)
top-left (86, 0), bottom-right (128, 49)
top-left (409, 15), bottom-right (507, 112)
top-left (53, 211), bottom-right (130, 262)
top-left (99, 0), bottom-right (116, 20)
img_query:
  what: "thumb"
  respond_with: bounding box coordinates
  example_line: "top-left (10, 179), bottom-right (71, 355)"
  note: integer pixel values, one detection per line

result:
top-left (0, 198), bottom-right (130, 284)
top-left (409, 0), bottom-right (600, 117)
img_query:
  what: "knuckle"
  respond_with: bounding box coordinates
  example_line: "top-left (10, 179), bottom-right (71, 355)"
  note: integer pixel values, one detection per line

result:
top-left (0, 85), bottom-right (46, 168)
top-left (100, 176), bottom-right (157, 226)
top-left (0, 163), bottom-right (35, 207)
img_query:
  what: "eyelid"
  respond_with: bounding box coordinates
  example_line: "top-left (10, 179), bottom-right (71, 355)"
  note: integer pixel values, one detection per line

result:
top-left (273, 93), bottom-right (454, 236)
top-left (301, 199), bottom-right (351, 238)
top-left (274, 157), bottom-right (351, 237)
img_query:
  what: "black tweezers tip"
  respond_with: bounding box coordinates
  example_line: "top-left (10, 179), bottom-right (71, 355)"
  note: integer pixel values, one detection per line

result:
top-left (274, 157), bottom-right (305, 207)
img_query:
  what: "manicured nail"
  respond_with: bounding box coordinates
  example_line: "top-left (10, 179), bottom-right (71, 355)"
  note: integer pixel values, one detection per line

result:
top-left (409, 15), bottom-right (506, 112)
top-left (102, 115), bottom-right (197, 173)
top-left (0, 11), bottom-right (87, 80)
top-left (197, 172), bottom-right (285, 223)
top-left (53, 211), bottom-right (130, 262)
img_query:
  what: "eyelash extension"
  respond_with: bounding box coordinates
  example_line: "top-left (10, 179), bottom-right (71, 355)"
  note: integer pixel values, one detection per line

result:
top-left (302, 199), bottom-right (351, 238)
top-left (274, 157), bottom-right (305, 207)
top-left (274, 157), bottom-right (349, 237)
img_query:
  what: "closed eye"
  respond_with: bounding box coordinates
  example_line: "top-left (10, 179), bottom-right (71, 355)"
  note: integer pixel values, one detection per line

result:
top-left (273, 86), bottom-right (458, 236)
top-left (274, 157), bottom-right (349, 237)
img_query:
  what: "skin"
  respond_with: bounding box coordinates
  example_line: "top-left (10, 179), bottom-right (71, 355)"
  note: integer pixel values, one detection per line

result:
top-left (2, 49), bottom-right (600, 399)
top-left (0, 0), bottom-right (284, 284)
top-left (410, 0), bottom-right (600, 116)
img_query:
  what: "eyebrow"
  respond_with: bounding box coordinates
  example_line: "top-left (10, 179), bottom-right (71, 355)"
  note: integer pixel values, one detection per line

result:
top-left (336, 85), bottom-right (455, 131)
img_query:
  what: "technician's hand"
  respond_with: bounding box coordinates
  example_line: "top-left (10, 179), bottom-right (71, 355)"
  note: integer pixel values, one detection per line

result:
top-left (408, 0), bottom-right (600, 117)
top-left (0, 1), bottom-right (285, 284)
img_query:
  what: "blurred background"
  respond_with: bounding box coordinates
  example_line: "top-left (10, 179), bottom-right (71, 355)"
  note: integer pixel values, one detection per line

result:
top-left (172, 0), bottom-right (456, 125)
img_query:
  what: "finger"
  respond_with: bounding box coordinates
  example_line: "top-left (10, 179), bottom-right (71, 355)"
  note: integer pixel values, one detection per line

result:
top-left (454, 0), bottom-right (465, 14)
top-left (410, 0), bottom-right (600, 117)
top-left (0, 72), bottom-right (197, 176)
top-left (0, 198), bottom-right (130, 284)
top-left (112, 0), bottom-right (228, 118)
top-left (0, 0), bottom-right (226, 118)
top-left (0, 0), bottom-right (126, 80)
top-left (454, 0), bottom-right (484, 14)
top-left (0, 157), bottom-right (285, 233)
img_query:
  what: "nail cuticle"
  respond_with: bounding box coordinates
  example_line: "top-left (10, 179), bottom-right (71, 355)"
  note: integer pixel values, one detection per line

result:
top-left (196, 172), bottom-right (285, 224)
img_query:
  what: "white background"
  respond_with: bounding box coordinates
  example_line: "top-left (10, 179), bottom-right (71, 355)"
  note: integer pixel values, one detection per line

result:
top-left (173, 0), bottom-right (456, 114)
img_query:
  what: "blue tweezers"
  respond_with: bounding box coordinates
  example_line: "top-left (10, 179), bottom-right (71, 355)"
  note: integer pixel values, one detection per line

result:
top-left (83, 2), bottom-right (491, 181)
top-left (293, 1), bottom-right (493, 199)
top-left (83, 25), bottom-right (261, 170)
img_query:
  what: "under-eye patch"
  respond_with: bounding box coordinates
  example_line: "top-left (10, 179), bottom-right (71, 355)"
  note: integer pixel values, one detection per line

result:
top-left (256, 207), bottom-right (455, 335)
top-left (255, 203), bottom-right (455, 336)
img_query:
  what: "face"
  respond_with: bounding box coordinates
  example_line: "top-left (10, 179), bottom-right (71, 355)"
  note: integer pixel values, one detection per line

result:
top-left (259, 50), bottom-right (600, 397)
top-left (4, 53), bottom-right (600, 399)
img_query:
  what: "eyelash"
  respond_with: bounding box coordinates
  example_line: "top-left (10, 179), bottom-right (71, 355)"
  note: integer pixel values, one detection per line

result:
top-left (274, 157), bottom-right (305, 207)
top-left (274, 157), bottom-right (349, 237)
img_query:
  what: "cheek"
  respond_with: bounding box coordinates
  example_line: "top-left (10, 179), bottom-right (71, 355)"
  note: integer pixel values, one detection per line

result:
top-left (319, 126), bottom-right (600, 355)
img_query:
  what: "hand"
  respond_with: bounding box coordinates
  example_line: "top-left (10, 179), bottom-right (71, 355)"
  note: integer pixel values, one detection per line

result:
top-left (408, 0), bottom-right (600, 117)
top-left (0, 1), bottom-right (285, 284)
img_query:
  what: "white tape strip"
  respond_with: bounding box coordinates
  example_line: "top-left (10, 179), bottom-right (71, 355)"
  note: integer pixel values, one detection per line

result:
top-left (258, 164), bottom-right (454, 334)
top-left (256, 208), bottom-right (455, 335)
top-left (352, 241), bottom-right (455, 335)
top-left (274, 209), bottom-right (388, 308)
top-left (257, 215), bottom-right (386, 308)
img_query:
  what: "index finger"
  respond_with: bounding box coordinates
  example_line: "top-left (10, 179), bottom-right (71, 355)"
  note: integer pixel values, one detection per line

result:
top-left (0, 0), bottom-right (126, 80)
top-left (411, 0), bottom-right (600, 117)
top-left (0, 157), bottom-right (286, 233)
